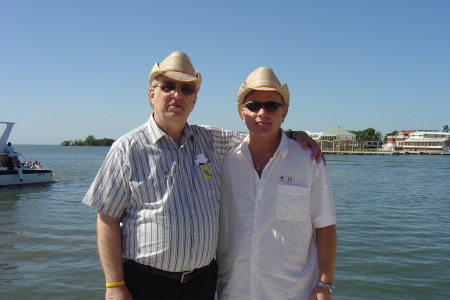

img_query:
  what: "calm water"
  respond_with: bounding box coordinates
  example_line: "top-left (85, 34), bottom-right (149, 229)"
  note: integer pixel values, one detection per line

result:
top-left (1, 145), bottom-right (449, 299)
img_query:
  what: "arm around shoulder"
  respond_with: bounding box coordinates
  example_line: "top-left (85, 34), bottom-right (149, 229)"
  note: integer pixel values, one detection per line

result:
top-left (292, 131), bottom-right (326, 165)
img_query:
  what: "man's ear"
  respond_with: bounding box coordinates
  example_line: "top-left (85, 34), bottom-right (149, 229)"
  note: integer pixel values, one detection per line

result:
top-left (148, 88), bottom-right (155, 107)
top-left (241, 107), bottom-right (247, 122)
top-left (282, 107), bottom-right (288, 119)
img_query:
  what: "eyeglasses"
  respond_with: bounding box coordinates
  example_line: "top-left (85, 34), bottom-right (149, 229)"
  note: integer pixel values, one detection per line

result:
top-left (154, 80), bottom-right (197, 96)
top-left (244, 101), bottom-right (283, 112)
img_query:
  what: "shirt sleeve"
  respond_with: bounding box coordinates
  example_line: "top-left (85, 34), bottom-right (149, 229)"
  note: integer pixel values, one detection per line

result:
top-left (82, 144), bottom-right (132, 218)
top-left (199, 125), bottom-right (246, 158)
top-left (310, 162), bottom-right (337, 228)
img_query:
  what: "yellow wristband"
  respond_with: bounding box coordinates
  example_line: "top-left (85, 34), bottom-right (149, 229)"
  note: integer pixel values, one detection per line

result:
top-left (105, 281), bottom-right (125, 288)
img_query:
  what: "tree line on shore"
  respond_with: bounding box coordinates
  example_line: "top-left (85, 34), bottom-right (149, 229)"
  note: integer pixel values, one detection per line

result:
top-left (350, 128), bottom-right (384, 141)
top-left (61, 125), bottom-right (448, 146)
top-left (60, 135), bottom-right (115, 146)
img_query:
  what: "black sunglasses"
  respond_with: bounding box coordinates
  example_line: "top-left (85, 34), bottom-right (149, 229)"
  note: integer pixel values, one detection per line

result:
top-left (155, 80), bottom-right (197, 96)
top-left (244, 101), bottom-right (283, 112)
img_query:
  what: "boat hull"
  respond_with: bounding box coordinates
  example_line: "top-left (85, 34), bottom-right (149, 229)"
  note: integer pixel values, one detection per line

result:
top-left (0, 169), bottom-right (53, 186)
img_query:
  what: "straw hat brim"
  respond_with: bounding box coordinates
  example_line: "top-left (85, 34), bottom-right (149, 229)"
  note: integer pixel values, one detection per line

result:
top-left (236, 83), bottom-right (290, 118)
top-left (149, 63), bottom-right (202, 91)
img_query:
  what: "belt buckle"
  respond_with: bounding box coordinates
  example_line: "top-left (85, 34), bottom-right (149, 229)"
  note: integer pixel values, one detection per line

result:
top-left (180, 270), bottom-right (193, 283)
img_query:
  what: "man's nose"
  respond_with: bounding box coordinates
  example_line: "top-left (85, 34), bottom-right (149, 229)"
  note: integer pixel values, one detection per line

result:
top-left (257, 106), bottom-right (270, 115)
top-left (171, 85), bottom-right (184, 99)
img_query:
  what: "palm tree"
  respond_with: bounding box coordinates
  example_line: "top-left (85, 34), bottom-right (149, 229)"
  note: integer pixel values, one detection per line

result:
top-left (443, 125), bottom-right (449, 133)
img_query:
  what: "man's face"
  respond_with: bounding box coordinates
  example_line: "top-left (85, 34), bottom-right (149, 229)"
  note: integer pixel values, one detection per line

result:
top-left (242, 90), bottom-right (286, 137)
top-left (149, 75), bottom-right (198, 123)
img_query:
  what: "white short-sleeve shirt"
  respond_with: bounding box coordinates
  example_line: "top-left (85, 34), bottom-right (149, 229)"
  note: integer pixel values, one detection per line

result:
top-left (217, 133), bottom-right (336, 300)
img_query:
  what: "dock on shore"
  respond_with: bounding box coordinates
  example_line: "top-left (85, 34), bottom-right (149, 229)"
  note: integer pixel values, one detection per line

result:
top-left (317, 140), bottom-right (450, 156)
top-left (323, 150), bottom-right (450, 156)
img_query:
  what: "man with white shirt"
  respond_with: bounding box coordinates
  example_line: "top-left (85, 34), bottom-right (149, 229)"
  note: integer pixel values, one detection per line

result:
top-left (217, 67), bottom-right (337, 300)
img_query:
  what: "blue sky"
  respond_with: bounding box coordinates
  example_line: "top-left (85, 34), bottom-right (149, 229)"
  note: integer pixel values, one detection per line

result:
top-left (1, 0), bottom-right (449, 145)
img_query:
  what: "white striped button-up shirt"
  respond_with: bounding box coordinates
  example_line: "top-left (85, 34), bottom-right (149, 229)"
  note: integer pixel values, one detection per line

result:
top-left (83, 116), bottom-right (244, 272)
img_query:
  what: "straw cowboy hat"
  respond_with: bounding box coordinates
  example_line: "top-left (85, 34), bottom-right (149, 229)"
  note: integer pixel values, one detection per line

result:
top-left (149, 51), bottom-right (202, 91)
top-left (236, 67), bottom-right (289, 117)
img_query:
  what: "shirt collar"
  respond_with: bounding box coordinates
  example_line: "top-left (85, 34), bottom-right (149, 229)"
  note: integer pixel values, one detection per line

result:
top-left (146, 113), bottom-right (195, 145)
top-left (277, 129), bottom-right (289, 159)
top-left (237, 129), bottom-right (289, 159)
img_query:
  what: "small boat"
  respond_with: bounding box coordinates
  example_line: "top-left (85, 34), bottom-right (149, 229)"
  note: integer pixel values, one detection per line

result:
top-left (0, 122), bottom-right (53, 186)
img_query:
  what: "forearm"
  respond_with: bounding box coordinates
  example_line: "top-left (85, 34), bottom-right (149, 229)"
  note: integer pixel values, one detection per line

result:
top-left (315, 224), bottom-right (337, 283)
top-left (97, 211), bottom-right (124, 283)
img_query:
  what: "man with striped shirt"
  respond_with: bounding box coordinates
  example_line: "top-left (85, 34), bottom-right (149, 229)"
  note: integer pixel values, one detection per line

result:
top-left (83, 51), bottom-right (321, 300)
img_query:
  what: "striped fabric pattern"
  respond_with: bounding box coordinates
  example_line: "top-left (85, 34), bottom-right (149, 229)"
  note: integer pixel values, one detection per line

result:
top-left (83, 116), bottom-right (244, 272)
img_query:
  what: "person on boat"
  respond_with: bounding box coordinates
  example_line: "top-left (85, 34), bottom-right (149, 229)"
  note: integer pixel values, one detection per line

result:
top-left (7, 142), bottom-right (15, 170)
top-left (82, 51), bottom-right (323, 300)
top-left (216, 67), bottom-right (337, 300)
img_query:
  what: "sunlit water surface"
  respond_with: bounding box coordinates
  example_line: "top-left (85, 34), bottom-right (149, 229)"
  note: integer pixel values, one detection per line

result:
top-left (1, 146), bottom-right (449, 299)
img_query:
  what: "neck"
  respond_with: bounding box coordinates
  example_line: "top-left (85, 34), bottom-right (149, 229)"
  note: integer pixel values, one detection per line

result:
top-left (248, 132), bottom-right (281, 176)
top-left (248, 131), bottom-right (281, 155)
top-left (152, 113), bottom-right (186, 145)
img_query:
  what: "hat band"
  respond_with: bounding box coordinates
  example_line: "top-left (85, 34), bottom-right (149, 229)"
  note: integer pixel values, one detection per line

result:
top-left (253, 85), bottom-right (279, 89)
top-left (162, 69), bottom-right (195, 76)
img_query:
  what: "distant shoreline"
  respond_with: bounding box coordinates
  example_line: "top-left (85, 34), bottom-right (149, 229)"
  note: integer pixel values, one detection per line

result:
top-left (60, 136), bottom-right (115, 146)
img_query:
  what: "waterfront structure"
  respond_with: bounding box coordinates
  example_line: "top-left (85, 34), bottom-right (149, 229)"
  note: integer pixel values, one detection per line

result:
top-left (304, 127), bottom-right (356, 141)
top-left (304, 130), bottom-right (324, 140)
top-left (364, 141), bottom-right (385, 148)
top-left (383, 130), bottom-right (450, 153)
top-left (383, 130), bottom-right (418, 151)
top-left (403, 131), bottom-right (450, 152)
top-left (296, 127), bottom-right (450, 155)
top-left (320, 126), bottom-right (356, 141)
top-left (304, 126), bottom-right (361, 152)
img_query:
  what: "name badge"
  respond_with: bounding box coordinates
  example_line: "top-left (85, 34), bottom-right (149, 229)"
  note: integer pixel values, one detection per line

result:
top-left (280, 176), bottom-right (294, 183)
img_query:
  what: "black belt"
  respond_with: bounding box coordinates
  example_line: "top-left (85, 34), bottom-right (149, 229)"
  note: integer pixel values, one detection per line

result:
top-left (123, 259), bottom-right (211, 283)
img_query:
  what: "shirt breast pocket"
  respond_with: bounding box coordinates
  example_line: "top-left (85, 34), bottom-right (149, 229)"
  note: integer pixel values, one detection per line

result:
top-left (276, 185), bottom-right (311, 221)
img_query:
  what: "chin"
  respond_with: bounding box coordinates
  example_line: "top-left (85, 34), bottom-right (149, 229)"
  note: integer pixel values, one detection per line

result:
top-left (251, 128), bottom-right (276, 136)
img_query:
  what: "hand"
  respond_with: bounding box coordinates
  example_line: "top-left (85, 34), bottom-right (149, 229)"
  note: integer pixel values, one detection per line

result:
top-left (294, 131), bottom-right (326, 165)
top-left (105, 285), bottom-right (133, 300)
top-left (309, 285), bottom-right (332, 300)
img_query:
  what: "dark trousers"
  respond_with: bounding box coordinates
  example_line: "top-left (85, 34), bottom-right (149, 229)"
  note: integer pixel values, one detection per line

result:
top-left (123, 259), bottom-right (218, 300)
top-left (7, 157), bottom-right (14, 169)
